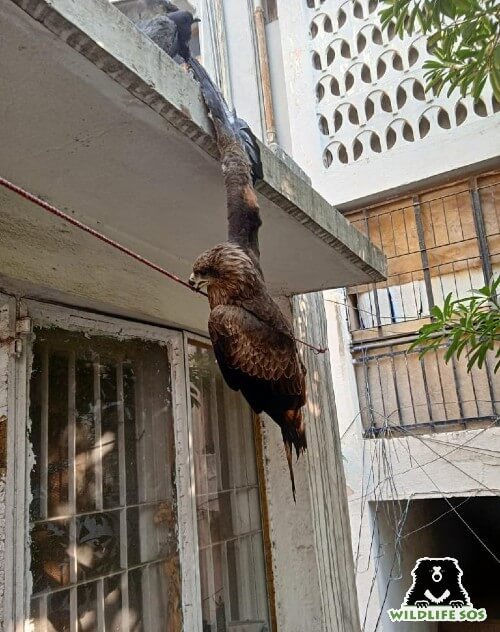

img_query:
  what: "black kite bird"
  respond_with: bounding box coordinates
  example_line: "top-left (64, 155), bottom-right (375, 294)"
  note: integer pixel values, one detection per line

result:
top-left (189, 60), bottom-right (306, 501)
top-left (137, 2), bottom-right (200, 62)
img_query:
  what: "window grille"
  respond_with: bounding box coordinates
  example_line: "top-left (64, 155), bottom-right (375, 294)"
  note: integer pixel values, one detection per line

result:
top-left (28, 328), bottom-right (181, 631)
top-left (347, 178), bottom-right (500, 332)
top-left (345, 176), bottom-right (500, 433)
top-left (188, 341), bottom-right (270, 632)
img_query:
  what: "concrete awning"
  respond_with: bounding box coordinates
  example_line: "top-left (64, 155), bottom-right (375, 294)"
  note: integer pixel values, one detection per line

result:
top-left (0, 0), bottom-right (386, 333)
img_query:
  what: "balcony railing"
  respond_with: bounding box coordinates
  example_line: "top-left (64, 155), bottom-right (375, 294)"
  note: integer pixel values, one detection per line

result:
top-left (345, 173), bottom-right (500, 434)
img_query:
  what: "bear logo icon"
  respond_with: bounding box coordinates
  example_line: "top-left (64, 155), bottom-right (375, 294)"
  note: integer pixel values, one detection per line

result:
top-left (403, 557), bottom-right (472, 609)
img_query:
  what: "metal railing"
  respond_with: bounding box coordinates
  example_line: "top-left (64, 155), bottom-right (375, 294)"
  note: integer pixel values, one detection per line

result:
top-left (345, 176), bottom-right (500, 433)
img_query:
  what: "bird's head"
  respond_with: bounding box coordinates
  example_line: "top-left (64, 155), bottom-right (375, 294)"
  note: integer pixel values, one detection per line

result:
top-left (168, 9), bottom-right (201, 27)
top-left (189, 243), bottom-right (259, 298)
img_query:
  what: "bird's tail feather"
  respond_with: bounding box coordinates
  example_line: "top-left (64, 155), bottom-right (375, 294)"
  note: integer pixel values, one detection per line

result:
top-left (281, 411), bottom-right (307, 503)
top-left (283, 441), bottom-right (297, 503)
top-left (188, 58), bottom-right (234, 135)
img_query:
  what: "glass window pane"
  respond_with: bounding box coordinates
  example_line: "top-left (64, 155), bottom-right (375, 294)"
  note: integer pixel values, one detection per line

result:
top-left (127, 502), bottom-right (176, 566)
top-left (76, 510), bottom-right (121, 581)
top-left (48, 353), bottom-right (69, 518)
top-left (29, 350), bottom-right (43, 521)
top-left (101, 363), bottom-right (120, 510)
top-left (75, 358), bottom-right (97, 514)
top-left (46, 589), bottom-right (71, 632)
top-left (77, 580), bottom-right (97, 631)
top-left (31, 519), bottom-right (70, 593)
top-left (104, 574), bottom-right (122, 631)
top-left (188, 340), bottom-right (270, 631)
top-left (29, 328), bottom-right (180, 631)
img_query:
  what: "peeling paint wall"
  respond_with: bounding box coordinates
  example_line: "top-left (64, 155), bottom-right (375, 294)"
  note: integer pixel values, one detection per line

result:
top-left (260, 417), bottom-right (324, 631)
top-left (0, 295), bottom-right (13, 632)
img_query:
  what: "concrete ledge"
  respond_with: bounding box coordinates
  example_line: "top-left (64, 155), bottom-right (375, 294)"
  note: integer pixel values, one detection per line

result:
top-left (9, 0), bottom-right (386, 285)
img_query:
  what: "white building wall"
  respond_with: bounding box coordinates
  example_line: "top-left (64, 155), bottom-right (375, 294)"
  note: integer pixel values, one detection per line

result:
top-left (306, 0), bottom-right (500, 207)
top-left (325, 291), bottom-right (500, 631)
top-left (248, 4), bottom-right (500, 630)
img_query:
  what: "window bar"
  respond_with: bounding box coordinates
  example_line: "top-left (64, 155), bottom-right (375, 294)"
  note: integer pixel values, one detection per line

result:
top-left (455, 193), bottom-right (466, 240)
top-left (68, 351), bottom-right (78, 632)
top-left (401, 206), bottom-right (411, 254)
top-left (419, 358), bottom-right (434, 423)
top-left (432, 349), bottom-right (447, 422)
top-left (135, 358), bottom-right (148, 506)
top-left (242, 408), bottom-right (260, 616)
top-left (464, 257), bottom-right (497, 411)
top-left (202, 377), bottom-right (217, 624)
top-left (389, 210), bottom-right (397, 257)
top-left (413, 195), bottom-right (434, 311)
top-left (362, 211), bottom-right (380, 330)
top-left (403, 351), bottom-right (418, 424)
top-left (482, 352), bottom-right (497, 416)
top-left (70, 588), bottom-right (78, 632)
top-left (375, 357), bottom-right (387, 426)
top-left (409, 272), bottom-right (420, 319)
top-left (427, 199), bottom-right (438, 248)
top-left (441, 196), bottom-right (451, 245)
top-left (465, 258), bottom-right (475, 293)
top-left (389, 347), bottom-right (402, 424)
top-left (467, 352), bottom-right (481, 419)
top-left (116, 362), bottom-right (127, 509)
top-left (437, 263), bottom-right (446, 304)
top-left (209, 373), bottom-right (222, 490)
top-left (209, 373), bottom-right (224, 620)
top-left (451, 261), bottom-right (460, 299)
top-left (361, 350), bottom-right (375, 429)
top-left (39, 595), bottom-right (48, 632)
top-left (220, 540), bottom-right (232, 624)
top-left (96, 579), bottom-right (106, 630)
top-left (450, 355), bottom-right (465, 420)
top-left (40, 346), bottom-right (49, 520)
top-left (93, 357), bottom-right (104, 513)
top-left (469, 177), bottom-right (493, 284)
top-left (373, 216), bottom-right (384, 331)
top-left (121, 572), bottom-right (130, 632)
top-left (221, 540), bottom-right (233, 619)
top-left (116, 362), bottom-right (130, 632)
top-left (149, 358), bottom-right (163, 508)
top-left (205, 543), bottom-right (217, 625)
top-left (142, 564), bottom-right (153, 631)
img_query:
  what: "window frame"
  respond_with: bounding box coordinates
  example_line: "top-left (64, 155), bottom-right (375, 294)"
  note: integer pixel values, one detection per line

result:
top-left (4, 300), bottom-right (203, 632)
top-left (184, 333), bottom-right (273, 631)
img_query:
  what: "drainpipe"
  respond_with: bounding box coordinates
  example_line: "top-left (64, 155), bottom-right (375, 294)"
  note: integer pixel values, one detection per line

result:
top-left (253, 0), bottom-right (278, 147)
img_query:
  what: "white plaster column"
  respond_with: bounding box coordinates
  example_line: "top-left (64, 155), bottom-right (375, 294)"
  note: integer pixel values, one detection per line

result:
top-left (259, 295), bottom-right (324, 632)
top-left (293, 291), bottom-right (361, 632)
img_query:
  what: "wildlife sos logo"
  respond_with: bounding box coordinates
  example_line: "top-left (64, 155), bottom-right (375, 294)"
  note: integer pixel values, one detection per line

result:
top-left (388, 557), bottom-right (487, 623)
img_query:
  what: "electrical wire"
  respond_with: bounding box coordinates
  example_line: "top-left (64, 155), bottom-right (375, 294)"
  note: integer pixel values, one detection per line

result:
top-left (351, 408), bottom-right (500, 631)
top-left (0, 175), bottom-right (327, 354)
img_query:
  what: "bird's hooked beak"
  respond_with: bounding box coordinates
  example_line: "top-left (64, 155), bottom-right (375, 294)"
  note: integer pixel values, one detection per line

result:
top-left (193, 17), bottom-right (201, 23)
top-left (189, 273), bottom-right (207, 290)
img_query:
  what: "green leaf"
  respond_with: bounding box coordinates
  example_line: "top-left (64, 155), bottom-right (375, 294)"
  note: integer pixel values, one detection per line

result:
top-left (490, 62), bottom-right (500, 102)
top-left (440, 0), bottom-right (457, 19)
top-left (430, 304), bottom-right (444, 319)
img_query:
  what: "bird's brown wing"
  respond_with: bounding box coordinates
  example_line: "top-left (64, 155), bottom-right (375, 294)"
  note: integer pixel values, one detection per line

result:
top-left (208, 303), bottom-right (305, 397)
